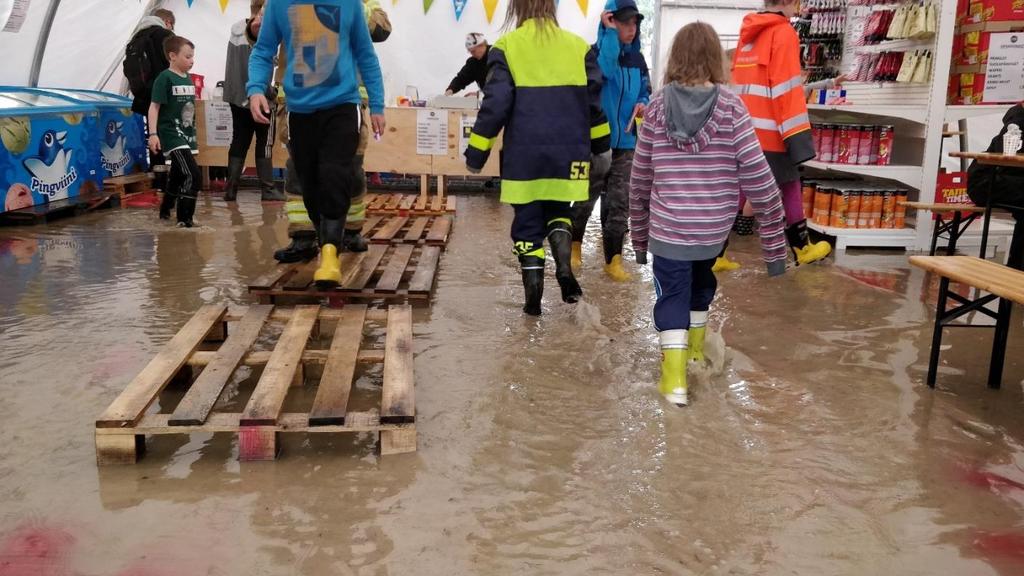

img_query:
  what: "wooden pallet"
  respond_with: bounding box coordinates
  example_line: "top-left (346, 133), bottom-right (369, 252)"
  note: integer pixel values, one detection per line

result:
top-left (248, 243), bottom-right (441, 304)
top-left (95, 304), bottom-right (416, 464)
top-left (104, 173), bottom-right (154, 202)
top-left (361, 214), bottom-right (452, 246)
top-left (0, 190), bottom-right (120, 226)
top-left (365, 190), bottom-right (456, 216)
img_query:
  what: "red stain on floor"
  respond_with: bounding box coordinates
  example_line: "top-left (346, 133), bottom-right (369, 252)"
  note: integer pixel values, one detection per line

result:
top-left (974, 531), bottom-right (1024, 561)
top-left (0, 523), bottom-right (76, 576)
top-left (958, 464), bottom-right (1024, 492)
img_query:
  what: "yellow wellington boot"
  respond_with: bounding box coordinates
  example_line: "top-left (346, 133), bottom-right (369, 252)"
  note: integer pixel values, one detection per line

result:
top-left (604, 254), bottom-right (633, 282)
top-left (712, 253), bottom-right (741, 273)
top-left (571, 241), bottom-right (583, 272)
top-left (688, 311), bottom-right (707, 364)
top-left (658, 329), bottom-right (688, 406)
top-left (794, 240), bottom-right (832, 266)
top-left (313, 244), bottom-right (342, 289)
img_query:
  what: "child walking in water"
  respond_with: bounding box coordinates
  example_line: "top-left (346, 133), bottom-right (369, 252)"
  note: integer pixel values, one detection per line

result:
top-left (465, 0), bottom-right (612, 316)
top-left (630, 23), bottom-right (787, 406)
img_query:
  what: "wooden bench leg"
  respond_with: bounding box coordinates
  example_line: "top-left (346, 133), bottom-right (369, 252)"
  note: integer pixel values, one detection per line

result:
top-left (927, 277), bottom-right (951, 388)
top-left (380, 428), bottom-right (416, 455)
top-left (96, 433), bottom-right (146, 465)
top-left (988, 298), bottom-right (1013, 389)
top-left (239, 427), bottom-right (278, 461)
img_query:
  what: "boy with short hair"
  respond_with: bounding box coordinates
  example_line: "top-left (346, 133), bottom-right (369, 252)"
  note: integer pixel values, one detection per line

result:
top-left (149, 36), bottom-right (200, 227)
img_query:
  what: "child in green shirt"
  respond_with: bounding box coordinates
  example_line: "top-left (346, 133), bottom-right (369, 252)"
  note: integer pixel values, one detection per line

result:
top-left (149, 35), bottom-right (200, 227)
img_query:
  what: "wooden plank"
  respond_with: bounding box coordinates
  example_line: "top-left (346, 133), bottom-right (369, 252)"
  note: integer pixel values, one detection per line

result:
top-left (240, 305), bottom-right (320, 426)
top-left (408, 246), bottom-right (441, 294)
top-left (373, 216), bottom-right (409, 242)
top-left (339, 251), bottom-right (367, 288)
top-left (381, 306), bottom-right (415, 424)
top-left (950, 151), bottom-right (1024, 169)
top-left (403, 217), bottom-right (430, 243)
top-left (910, 256), bottom-right (1024, 304)
top-left (95, 434), bottom-right (145, 466)
top-left (361, 215), bottom-right (384, 236)
top-left (97, 305), bottom-right (227, 428)
top-left (347, 243), bottom-right (388, 290)
top-left (380, 428), bottom-right (417, 455)
top-left (425, 216), bottom-right (452, 244)
top-left (385, 195), bottom-right (403, 211)
top-left (168, 305), bottom-right (273, 426)
top-left (283, 261), bottom-right (317, 291)
top-left (96, 411), bottom-right (411, 434)
top-left (224, 307), bottom-right (388, 323)
top-left (414, 191), bottom-right (428, 211)
top-left (309, 305), bottom-right (368, 425)
top-left (901, 201), bottom-right (985, 213)
top-left (189, 348), bottom-right (384, 366)
top-left (368, 195), bottom-right (388, 210)
top-left (375, 245), bottom-right (415, 293)
top-left (399, 195), bottom-right (416, 210)
top-left (446, 196), bottom-right (457, 213)
top-left (430, 195), bottom-right (443, 213)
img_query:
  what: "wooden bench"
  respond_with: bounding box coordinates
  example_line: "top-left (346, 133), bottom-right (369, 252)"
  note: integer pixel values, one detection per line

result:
top-left (900, 201), bottom-right (986, 256)
top-left (910, 256), bottom-right (1024, 389)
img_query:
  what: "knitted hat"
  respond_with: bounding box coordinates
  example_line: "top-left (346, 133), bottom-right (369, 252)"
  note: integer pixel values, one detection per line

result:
top-left (465, 33), bottom-right (486, 50)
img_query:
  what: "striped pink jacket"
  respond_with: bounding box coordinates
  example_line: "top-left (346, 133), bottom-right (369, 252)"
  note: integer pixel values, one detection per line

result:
top-left (630, 86), bottom-right (787, 271)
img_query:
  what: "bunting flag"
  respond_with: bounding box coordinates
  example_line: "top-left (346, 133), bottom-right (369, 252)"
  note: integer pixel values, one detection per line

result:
top-left (219, 0), bottom-right (229, 12)
top-left (424, 0), bottom-right (434, 12)
top-left (453, 0), bottom-right (469, 20)
top-left (576, 0), bottom-right (587, 16)
top-left (483, 0), bottom-right (499, 23)
top-left (186, 0), bottom-right (195, 6)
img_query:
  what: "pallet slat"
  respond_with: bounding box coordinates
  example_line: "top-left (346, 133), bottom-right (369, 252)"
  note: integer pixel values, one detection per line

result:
top-left (381, 306), bottom-right (415, 424)
top-left (372, 216), bottom-right (409, 242)
top-left (96, 411), bottom-right (410, 434)
top-left (96, 305), bottom-right (228, 428)
top-left (240, 305), bottom-right (320, 426)
top-left (347, 243), bottom-right (389, 290)
top-left (284, 261), bottom-right (317, 291)
top-left (403, 217), bottom-right (430, 243)
top-left (188, 348), bottom-right (384, 366)
top-left (168, 305), bottom-right (273, 426)
top-left (425, 216), bottom-right (452, 244)
top-left (309, 305), bottom-right (368, 425)
top-left (376, 245), bottom-right (415, 292)
top-left (408, 246), bottom-right (441, 294)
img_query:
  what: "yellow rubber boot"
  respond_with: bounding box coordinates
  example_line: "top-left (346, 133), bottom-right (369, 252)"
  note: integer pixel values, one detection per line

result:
top-left (314, 244), bottom-right (342, 289)
top-left (794, 240), bottom-right (832, 266)
top-left (658, 330), bottom-right (688, 406)
top-left (604, 254), bottom-right (633, 282)
top-left (688, 310), bottom-right (707, 364)
top-left (712, 253), bottom-right (741, 273)
top-left (571, 241), bottom-right (583, 272)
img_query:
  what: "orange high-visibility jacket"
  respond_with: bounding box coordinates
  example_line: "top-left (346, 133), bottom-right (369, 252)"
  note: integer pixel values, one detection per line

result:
top-left (732, 12), bottom-right (815, 184)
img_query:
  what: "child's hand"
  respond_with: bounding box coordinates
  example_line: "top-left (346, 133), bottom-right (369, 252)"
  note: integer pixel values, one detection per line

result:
top-left (250, 94), bottom-right (272, 124)
top-left (371, 114), bottom-right (386, 138)
top-left (148, 134), bottom-right (161, 154)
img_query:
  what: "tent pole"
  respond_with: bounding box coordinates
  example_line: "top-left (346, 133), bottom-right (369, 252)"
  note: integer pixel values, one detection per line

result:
top-left (95, 0), bottom-right (164, 92)
top-left (28, 0), bottom-right (62, 87)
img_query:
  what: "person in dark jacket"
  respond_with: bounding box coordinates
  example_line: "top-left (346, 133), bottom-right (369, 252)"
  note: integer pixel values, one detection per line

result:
top-left (967, 102), bottom-right (1024, 269)
top-left (128, 9), bottom-right (176, 116)
top-left (445, 33), bottom-right (490, 96)
top-left (465, 0), bottom-right (612, 316)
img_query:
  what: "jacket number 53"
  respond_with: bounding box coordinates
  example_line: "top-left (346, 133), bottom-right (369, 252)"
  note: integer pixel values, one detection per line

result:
top-left (569, 161), bottom-right (590, 180)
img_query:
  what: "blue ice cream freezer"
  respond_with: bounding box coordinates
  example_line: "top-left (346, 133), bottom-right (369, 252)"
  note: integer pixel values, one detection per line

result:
top-left (33, 88), bottom-right (148, 178)
top-left (0, 88), bottom-right (103, 214)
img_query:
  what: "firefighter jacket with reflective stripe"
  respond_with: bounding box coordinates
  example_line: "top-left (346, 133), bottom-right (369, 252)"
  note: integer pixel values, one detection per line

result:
top-left (465, 19), bottom-right (612, 204)
top-left (732, 12), bottom-right (815, 184)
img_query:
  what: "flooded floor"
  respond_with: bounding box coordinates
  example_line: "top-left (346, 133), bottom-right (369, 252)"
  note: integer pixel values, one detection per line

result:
top-left (1, 191), bottom-right (1023, 575)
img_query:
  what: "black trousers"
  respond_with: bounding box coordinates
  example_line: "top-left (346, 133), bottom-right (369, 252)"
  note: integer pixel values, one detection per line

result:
top-left (160, 148), bottom-right (201, 223)
top-left (288, 104), bottom-right (360, 225)
top-left (228, 103), bottom-right (272, 160)
top-left (511, 201), bottom-right (572, 256)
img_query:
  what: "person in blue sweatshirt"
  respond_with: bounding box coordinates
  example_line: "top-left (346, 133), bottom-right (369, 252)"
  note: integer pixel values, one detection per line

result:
top-left (247, 1), bottom-right (386, 289)
top-left (570, 0), bottom-right (651, 282)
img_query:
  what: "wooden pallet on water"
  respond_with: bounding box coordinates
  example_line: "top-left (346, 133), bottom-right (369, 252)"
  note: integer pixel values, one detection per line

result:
top-left (0, 190), bottom-right (120, 226)
top-left (364, 192), bottom-right (456, 216)
top-left (95, 304), bottom-right (416, 464)
top-left (104, 173), bottom-right (154, 202)
top-left (248, 243), bottom-right (441, 305)
top-left (361, 214), bottom-right (452, 246)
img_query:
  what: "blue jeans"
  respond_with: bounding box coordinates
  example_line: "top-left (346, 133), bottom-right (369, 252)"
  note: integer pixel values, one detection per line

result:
top-left (653, 255), bottom-right (717, 331)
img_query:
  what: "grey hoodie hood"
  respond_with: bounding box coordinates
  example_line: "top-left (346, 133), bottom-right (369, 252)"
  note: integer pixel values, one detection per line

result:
top-left (131, 15), bottom-right (169, 37)
top-left (663, 83), bottom-right (720, 151)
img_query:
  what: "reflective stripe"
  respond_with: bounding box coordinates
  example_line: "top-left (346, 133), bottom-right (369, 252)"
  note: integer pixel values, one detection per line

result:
top-left (741, 43), bottom-right (755, 52)
top-left (780, 113), bottom-right (811, 135)
top-left (770, 75), bottom-right (803, 98)
top-left (750, 117), bottom-right (780, 132)
top-left (733, 83), bottom-right (771, 98)
top-left (469, 132), bottom-right (496, 152)
top-left (548, 217), bottom-right (571, 226)
top-left (500, 178), bottom-right (589, 204)
top-left (591, 122), bottom-right (611, 140)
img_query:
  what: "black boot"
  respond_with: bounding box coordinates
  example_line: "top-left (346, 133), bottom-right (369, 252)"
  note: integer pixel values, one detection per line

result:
top-left (602, 230), bottom-right (625, 264)
top-left (159, 191), bottom-right (176, 220)
top-left (274, 230), bottom-right (319, 263)
top-left (519, 255), bottom-right (544, 316)
top-left (258, 158), bottom-right (285, 201)
top-left (224, 156), bottom-right (244, 202)
top-left (548, 221), bottom-right (582, 303)
top-left (342, 228), bottom-right (369, 252)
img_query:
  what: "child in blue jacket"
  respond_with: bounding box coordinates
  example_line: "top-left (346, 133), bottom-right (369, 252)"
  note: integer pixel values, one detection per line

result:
top-left (570, 0), bottom-right (651, 282)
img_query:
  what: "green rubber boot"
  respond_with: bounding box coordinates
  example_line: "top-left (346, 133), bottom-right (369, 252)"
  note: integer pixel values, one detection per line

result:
top-left (658, 329), bottom-right (688, 406)
top-left (688, 311), bottom-right (708, 364)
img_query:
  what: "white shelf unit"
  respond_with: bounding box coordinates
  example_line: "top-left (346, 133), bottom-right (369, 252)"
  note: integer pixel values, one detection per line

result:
top-left (802, 0), bottom-right (1006, 252)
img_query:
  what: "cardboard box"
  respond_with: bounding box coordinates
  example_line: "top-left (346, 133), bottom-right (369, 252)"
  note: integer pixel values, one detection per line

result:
top-left (935, 172), bottom-right (971, 205)
top-left (966, 0), bottom-right (1024, 23)
top-left (957, 23), bottom-right (1024, 64)
top-left (958, 72), bottom-right (987, 103)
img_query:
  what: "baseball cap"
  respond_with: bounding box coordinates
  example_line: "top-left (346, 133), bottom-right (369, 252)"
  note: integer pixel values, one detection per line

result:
top-left (613, 6), bottom-right (642, 22)
top-left (465, 33), bottom-right (487, 50)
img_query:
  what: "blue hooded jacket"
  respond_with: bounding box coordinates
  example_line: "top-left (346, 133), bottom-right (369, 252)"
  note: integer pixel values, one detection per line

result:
top-left (596, 0), bottom-right (651, 151)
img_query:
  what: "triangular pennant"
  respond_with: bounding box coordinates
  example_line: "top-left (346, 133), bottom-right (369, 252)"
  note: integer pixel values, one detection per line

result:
top-left (483, 0), bottom-right (498, 23)
top-left (576, 0), bottom-right (587, 16)
top-left (219, 0), bottom-right (229, 12)
top-left (424, 0), bottom-right (434, 13)
top-left (453, 0), bottom-right (469, 20)
top-left (186, 0), bottom-right (195, 6)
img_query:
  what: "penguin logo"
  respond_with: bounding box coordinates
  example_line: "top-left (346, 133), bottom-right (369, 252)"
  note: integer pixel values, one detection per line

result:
top-left (101, 120), bottom-right (131, 176)
top-left (23, 130), bottom-right (79, 199)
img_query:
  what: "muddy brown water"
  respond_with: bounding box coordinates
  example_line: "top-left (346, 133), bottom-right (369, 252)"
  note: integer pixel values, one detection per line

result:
top-left (0, 193), bottom-right (1023, 575)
